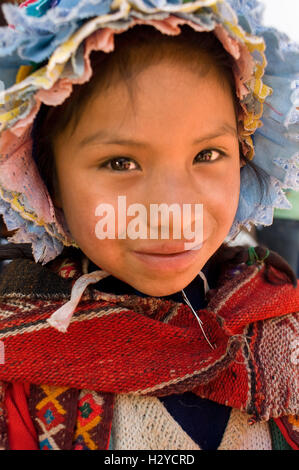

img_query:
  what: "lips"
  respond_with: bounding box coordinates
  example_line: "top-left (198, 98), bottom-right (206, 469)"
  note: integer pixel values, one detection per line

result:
top-left (136, 251), bottom-right (186, 256)
top-left (132, 242), bottom-right (204, 272)
top-left (133, 242), bottom-right (201, 255)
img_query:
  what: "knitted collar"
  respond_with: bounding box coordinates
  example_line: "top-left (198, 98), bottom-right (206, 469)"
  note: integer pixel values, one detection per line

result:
top-left (0, 0), bottom-right (298, 264)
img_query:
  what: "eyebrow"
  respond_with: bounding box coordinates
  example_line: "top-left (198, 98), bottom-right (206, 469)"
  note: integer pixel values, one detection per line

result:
top-left (79, 123), bottom-right (238, 148)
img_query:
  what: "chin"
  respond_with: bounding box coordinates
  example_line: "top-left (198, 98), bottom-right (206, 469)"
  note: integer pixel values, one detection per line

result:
top-left (130, 276), bottom-right (196, 297)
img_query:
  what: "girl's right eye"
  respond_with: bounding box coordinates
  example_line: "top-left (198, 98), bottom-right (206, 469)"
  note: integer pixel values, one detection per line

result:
top-left (98, 157), bottom-right (140, 172)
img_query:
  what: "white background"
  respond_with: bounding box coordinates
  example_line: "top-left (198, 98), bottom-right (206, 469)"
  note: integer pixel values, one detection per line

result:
top-left (260, 0), bottom-right (299, 43)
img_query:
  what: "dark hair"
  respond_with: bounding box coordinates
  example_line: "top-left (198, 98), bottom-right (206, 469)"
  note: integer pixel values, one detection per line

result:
top-left (1, 24), bottom-right (295, 287)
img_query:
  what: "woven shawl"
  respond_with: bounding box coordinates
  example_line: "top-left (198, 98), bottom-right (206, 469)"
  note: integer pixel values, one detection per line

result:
top-left (0, 256), bottom-right (298, 450)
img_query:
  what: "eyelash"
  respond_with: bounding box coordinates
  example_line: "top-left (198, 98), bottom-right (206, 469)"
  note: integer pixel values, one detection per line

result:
top-left (98, 149), bottom-right (227, 172)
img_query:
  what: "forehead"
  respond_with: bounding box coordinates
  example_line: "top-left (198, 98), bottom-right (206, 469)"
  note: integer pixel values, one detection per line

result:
top-left (70, 60), bottom-right (237, 142)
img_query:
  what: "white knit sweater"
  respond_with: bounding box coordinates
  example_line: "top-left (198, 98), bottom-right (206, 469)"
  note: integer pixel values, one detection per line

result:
top-left (110, 394), bottom-right (272, 450)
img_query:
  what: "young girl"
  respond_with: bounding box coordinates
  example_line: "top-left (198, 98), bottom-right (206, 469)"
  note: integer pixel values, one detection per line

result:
top-left (0, 0), bottom-right (298, 451)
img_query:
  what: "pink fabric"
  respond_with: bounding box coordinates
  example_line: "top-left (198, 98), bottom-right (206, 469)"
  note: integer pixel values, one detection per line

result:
top-left (19, 0), bottom-right (39, 8)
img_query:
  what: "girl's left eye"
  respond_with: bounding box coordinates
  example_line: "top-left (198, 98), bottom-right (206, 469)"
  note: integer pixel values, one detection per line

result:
top-left (194, 149), bottom-right (226, 163)
top-left (98, 157), bottom-right (140, 172)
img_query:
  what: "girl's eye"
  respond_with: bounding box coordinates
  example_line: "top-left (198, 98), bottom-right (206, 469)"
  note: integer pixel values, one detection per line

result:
top-left (194, 149), bottom-right (226, 163)
top-left (99, 150), bottom-right (226, 172)
top-left (99, 157), bottom-right (140, 172)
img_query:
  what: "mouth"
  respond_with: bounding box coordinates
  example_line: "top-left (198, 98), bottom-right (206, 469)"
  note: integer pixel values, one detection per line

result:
top-left (133, 241), bottom-right (203, 255)
top-left (132, 244), bottom-right (203, 272)
top-left (135, 250), bottom-right (188, 256)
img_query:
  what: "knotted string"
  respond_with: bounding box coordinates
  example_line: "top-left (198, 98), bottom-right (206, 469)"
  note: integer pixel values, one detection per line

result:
top-left (246, 246), bottom-right (270, 266)
top-left (47, 269), bottom-right (111, 332)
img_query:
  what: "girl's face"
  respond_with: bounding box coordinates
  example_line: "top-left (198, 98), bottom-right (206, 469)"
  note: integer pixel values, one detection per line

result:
top-left (53, 59), bottom-right (242, 296)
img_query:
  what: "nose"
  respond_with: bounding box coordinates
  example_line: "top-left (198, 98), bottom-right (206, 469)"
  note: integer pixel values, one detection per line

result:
top-left (146, 163), bottom-right (195, 205)
top-left (142, 166), bottom-right (202, 243)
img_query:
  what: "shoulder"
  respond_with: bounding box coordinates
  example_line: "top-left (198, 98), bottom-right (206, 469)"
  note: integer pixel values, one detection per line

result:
top-left (206, 256), bottom-right (299, 422)
top-left (207, 243), bottom-right (299, 311)
top-left (208, 259), bottom-right (299, 316)
top-left (0, 258), bottom-right (73, 298)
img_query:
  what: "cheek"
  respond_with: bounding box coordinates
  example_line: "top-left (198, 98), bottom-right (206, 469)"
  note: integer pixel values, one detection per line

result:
top-left (58, 177), bottom-right (129, 254)
top-left (62, 194), bottom-right (127, 274)
top-left (218, 174), bottom-right (240, 212)
top-left (55, 170), bottom-right (100, 242)
top-left (201, 167), bottom-right (240, 230)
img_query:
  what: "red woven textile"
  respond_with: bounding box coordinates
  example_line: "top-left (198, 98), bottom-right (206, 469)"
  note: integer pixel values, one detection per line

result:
top-left (0, 257), bottom-right (298, 449)
top-left (5, 383), bottom-right (38, 450)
